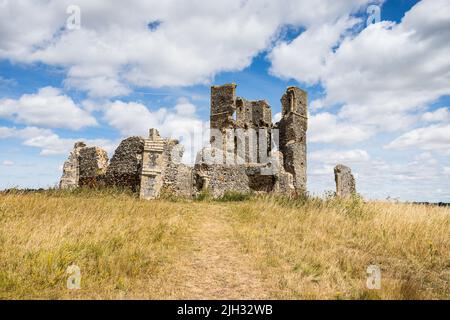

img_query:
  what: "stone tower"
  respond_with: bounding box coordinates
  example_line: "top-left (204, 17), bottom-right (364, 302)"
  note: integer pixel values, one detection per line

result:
top-left (278, 86), bottom-right (308, 194)
top-left (210, 83), bottom-right (237, 131)
top-left (210, 84), bottom-right (237, 164)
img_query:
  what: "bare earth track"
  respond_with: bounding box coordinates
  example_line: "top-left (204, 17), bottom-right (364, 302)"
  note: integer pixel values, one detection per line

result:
top-left (168, 205), bottom-right (269, 299)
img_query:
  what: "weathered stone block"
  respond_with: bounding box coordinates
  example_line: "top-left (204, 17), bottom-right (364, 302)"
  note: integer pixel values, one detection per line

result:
top-left (334, 164), bottom-right (356, 197)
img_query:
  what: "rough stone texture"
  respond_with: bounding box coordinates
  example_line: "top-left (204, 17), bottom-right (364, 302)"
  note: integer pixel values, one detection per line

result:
top-left (235, 98), bottom-right (272, 164)
top-left (78, 147), bottom-right (109, 188)
top-left (105, 136), bottom-right (145, 192)
top-left (334, 164), bottom-right (356, 197)
top-left (210, 84), bottom-right (275, 166)
top-left (272, 151), bottom-right (295, 194)
top-left (162, 142), bottom-right (193, 198)
top-left (278, 86), bottom-right (308, 194)
top-left (60, 142), bottom-right (86, 189)
top-left (236, 99), bottom-right (271, 129)
top-left (192, 161), bottom-right (295, 198)
top-left (210, 84), bottom-right (236, 132)
top-left (163, 163), bottom-right (193, 197)
top-left (193, 147), bottom-right (294, 198)
top-left (194, 163), bottom-right (251, 198)
top-left (60, 142), bottom-right (108, 189)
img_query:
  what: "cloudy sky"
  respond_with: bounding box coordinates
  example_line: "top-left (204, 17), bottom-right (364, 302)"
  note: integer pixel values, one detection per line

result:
top-left (0, 0), bottom-right (449, 202)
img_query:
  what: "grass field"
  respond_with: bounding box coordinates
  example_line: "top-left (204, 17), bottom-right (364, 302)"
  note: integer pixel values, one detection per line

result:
top-left (0, 189), bottom-right (449, 299)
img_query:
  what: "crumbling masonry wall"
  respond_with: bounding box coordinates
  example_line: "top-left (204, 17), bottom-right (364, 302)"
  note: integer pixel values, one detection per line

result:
top-left (60, 143), bottom-right (109, 189)
top-left (193, 83), bottom-right (299, 198)
top-left (162, 141), bottom-right (193, 198)
top-left (105, 136), bottom-right (145, 192)
top-left (78, 147), bottom-right (109, 188)
top-left (60, 142), bottom-right (86, 189)
top-left (210, 84), bottom-right (237, 133)
top-left (59, 83), bottom-right (318, 199)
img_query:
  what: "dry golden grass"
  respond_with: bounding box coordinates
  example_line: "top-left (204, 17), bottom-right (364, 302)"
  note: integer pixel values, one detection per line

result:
top-left (0, 190), bottom-right (196, 299)
top-left (0, 190), bottom-right (449, 299)
top-left (226, 195), bottom-right (450, 299)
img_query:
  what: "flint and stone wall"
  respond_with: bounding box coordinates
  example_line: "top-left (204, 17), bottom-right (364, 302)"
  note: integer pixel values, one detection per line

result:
top-left (60, 142), bottom-right (109, 189)
top-left (78, 147), bottom-right (109, 188)
top-left (59, 83), bottom-right (318, 199)
top-left (105, 136), bottom-right (145, 192)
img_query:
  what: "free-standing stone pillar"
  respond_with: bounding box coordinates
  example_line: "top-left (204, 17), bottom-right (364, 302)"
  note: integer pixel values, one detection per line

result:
top-left (139, 129), bottom-right (166, 200)
top-left (279, 87), bottom-right (308, 194)
top-left (334, 164), bottom-right (356, 197)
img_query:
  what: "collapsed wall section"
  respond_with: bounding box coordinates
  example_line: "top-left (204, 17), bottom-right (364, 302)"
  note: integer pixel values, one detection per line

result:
top-left (60, 142), bottom-right (86, 189)
top-left (78, 147), bottom-right (109, 188)
top-left (211, 84), bottom-right (274, 166)
top-left (193, 148), bottom-right (294, 198)
top-left (105, 136), bottom-right (145, 192)
top-left (236, 99), bottom-right (271, 129)
top-left (60, 142), bottom-right (109, 189)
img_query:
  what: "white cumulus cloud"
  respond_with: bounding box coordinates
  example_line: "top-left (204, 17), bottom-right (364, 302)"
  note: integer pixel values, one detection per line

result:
top-left (309, 112), bottom-right (373, 145)
top-left (421, 108), bottom-right (449, 123)
top-left (0, 87), bottom-right (97, 130)
top-left (103, 99), bottom-right (208, 163)
top-left (0, 0), bottom-right (374, 97)
top-left (270, 0), bottom-right (450, 138)
top-left (385, 124), bottom-right (450, 153)
top-left (0, 126), bottom-right (114, 156)
top-left (309, 149), bottom-right (370, 164)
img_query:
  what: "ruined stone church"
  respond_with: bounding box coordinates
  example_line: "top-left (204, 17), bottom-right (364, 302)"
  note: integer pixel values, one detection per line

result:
top-left (60, 84), bottom-right (355, 198)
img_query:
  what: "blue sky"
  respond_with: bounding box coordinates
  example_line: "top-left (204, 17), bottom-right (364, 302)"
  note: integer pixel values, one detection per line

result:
top-left (1, 0), bottom-right (450, 202)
